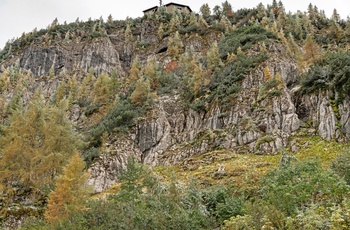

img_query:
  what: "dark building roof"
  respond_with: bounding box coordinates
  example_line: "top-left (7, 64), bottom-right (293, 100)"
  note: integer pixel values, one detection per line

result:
top-left (143, 2), bottom-right (192, 13)
top-left (143, 6), bottom-right (159, 13)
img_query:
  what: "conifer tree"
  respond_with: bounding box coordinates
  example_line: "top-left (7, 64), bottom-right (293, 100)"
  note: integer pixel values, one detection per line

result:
top-left (198, 15), bottom-right (209, 29)
top-left (302, 34), bottom-right (320, 68)
top-left (213, 5), bottom-right (222, 20)
top-left (220, 16), bottom-right (233, 33)
top-left (93, 73), bottom-right (111, 105)
top-left (167, 31), bottom-right (183, 60)
top-left (222, 1), bottom-right (233, 19)
top-left (263, 66), bottom-right (273, 81)
top-left (206, 42), bottom-right (222, 71)
top-left (124, 23), bottom-right (133, 41)
top-left (169, 15), bottom-right (181, 32)
top-left (142, 57), bottom-right (159, 89)
top-left (130, 76), bottom-right (151, 107)
top-left (157, 22), bottom-right (164, 40)
top-left (45, 152), bottom-right (90, 225)
top-left (128, 56), bottom-right (141, 84)
top-left (0, 92), bottom-right (82, 194)
top-left (107, 14), bottom-right (113, 24)
top-left (78, 67), bottom-right (95, 100)
top-left (53, 81), bottom-right (66, 105)
top-left (67, 74), bottom-right (78, 107)
top-left (200, 3), bottom-right (211, 18)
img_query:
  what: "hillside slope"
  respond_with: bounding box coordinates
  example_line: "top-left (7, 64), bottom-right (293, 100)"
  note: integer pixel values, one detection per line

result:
top-left (1, 1), bottom-right (350, 228)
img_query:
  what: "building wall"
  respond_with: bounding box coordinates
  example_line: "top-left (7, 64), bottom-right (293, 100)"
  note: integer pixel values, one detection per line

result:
top-left (144, 4), bottom-right (191, 15)
top-left (165, 5), bottom-right (190, 14)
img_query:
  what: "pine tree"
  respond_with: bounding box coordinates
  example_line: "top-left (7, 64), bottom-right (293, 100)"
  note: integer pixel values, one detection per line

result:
top-left (198, 15), bottom-right (209, 29)
top-left (200, 4), bottom-right (211, 18)
top-left (263, 66), bottom-right (273, 81)
top-left (222, 1), bottom-right (233, 19)
top-left (142, 57), bottom-right (159, 90)
top-left (45, 152), bottom-right (90, 225)
top-left (220, 16), bottom-right (233, 33)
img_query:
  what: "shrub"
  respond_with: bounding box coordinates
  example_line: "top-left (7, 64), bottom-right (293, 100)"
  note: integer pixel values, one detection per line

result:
top-left (260, 160), bottom-right (350, 216)
top-left (332, 150), bottom-right (350, 185)
top-left (218, 25), bottom-right (276, 59)
top-left (301, 51), bottom-right (350, 100)
top-left (55, 160), bottom-right (213, 230)
top-left (203, 187), bottom-right (244, 223)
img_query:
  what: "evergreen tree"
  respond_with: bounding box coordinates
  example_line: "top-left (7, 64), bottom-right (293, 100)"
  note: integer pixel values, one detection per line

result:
top-left (200, 3), bottom-right (211, 18)
top-left (222, 1), bottom-right (233, 19)
top-left (198, 15), bottom-right (209, 29)
top-left (142, 57), bottom-right (159, 90)
top-left (213, 5), bottom-right (222, 20)
top-left (45, 152), bottom-right (90, 225)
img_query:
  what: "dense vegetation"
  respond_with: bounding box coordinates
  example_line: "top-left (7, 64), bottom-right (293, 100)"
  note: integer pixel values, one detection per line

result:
top-left (1, 0), bottom-right (350, 229)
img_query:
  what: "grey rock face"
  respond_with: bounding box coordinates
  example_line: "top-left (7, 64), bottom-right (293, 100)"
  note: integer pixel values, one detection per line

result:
top-left (19, 37), bottom-right (123, 77)
top-left (87, 137), bottom-right (141, 193)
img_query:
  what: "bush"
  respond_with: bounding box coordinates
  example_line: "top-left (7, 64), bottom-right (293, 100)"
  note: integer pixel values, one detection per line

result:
top-left (260, 160), bottom-right (350, 216)
top-left (209, 52), bottom-right (268, 105)
top-left (55, 160), bottom-right (213, 230)
top-left (332, 150), bottom-right (350, 185)
top-left (88, 99), bottom-right (143, 146)
top-left (218, 25), bottom-right (276, 59)
top-left (203, 187), bottom-right (244, 223)
top-left (301, 52), bottom-right (350, 99)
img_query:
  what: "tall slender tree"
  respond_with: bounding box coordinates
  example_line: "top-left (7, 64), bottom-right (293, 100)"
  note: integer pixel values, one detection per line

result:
top-left (45, 152), bottom-right (90, 225)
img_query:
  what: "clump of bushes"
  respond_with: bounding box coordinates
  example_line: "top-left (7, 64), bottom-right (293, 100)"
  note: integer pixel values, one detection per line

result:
top-left (301, 51), bottom-right (350, 101)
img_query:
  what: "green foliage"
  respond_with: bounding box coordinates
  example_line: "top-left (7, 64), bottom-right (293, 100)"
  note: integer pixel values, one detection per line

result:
top-left (53, 159), bottom-right (213, 230)
top-left (223, 203), bottom-right (286, 230)
top-left (203, 187), bottom-right (243, 223)
top-left (332, 150), bottom-right (350, 185)
top-left (209, 52), bottom-right (268, 105)
top-left (261, 160), bottom-right (350, 216)
top-left (88, 98), bottom-right (143, 147)
top-left (301, 51), bottom-right (350, 99)
top-left (0, 94), bottom-right (82, 194)
top-left (218, 25), bottom-right (276, 59)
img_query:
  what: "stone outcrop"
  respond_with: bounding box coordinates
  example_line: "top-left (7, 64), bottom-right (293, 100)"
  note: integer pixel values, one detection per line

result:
top-left (19, 37), bottom-right (123, 77)
top-left (87, 136), bottom-right (142, 193)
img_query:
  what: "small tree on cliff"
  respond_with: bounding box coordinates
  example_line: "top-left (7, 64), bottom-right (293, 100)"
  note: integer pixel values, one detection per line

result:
top-left (130, 76), bottom-right (152, 107)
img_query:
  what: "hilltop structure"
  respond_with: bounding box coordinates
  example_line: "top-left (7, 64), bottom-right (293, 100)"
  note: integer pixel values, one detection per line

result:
top-left (143, 2), bottom-right (192, 15)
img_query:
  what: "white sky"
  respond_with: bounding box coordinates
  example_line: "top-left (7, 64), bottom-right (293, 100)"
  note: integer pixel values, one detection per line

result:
top-left (0, 0), bottom-right (349, 49)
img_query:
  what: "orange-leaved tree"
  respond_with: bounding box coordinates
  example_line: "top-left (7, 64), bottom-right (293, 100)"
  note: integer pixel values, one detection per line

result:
top-left (45, 152), bottom-right (90, 225)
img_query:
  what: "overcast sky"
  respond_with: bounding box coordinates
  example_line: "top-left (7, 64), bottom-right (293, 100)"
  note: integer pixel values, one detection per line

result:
top-left (0, 0), bottom-right (349, 49)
